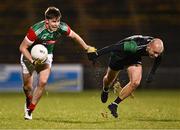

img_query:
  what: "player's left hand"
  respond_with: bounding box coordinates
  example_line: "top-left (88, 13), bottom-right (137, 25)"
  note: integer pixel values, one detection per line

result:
top-left (146, 72), bottom-right (154, 83)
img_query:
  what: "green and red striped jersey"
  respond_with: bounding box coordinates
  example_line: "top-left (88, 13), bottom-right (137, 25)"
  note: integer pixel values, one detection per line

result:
top-left (25, 20), bottom-right (71, 54)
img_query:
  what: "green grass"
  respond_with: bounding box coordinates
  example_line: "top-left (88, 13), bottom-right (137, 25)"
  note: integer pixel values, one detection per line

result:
top-left (0, 89), bottom-right (180, 129)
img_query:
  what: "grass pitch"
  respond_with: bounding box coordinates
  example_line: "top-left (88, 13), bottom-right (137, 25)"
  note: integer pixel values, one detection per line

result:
top-left (0, 89), bottom-right (180, 129)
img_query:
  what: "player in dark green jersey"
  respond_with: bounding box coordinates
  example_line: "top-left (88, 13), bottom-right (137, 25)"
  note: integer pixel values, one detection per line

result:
top-left (88, 35), bottom-right (164, 118)
top-left (19, 6), bottom-right (96, 120)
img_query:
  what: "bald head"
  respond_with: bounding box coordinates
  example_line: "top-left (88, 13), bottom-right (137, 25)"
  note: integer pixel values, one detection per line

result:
top-left (147, 38), bottom-right (164, 58)
top-left (150, 38), bottom-right (164, 53)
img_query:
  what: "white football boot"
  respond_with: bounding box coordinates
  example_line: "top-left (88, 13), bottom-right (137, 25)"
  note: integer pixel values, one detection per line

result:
top-left (24, 103), bottom-right (32, 120)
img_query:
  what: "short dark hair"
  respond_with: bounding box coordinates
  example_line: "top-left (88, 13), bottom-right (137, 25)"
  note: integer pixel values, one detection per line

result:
top-left (45, 7), bottom-right (61, 19)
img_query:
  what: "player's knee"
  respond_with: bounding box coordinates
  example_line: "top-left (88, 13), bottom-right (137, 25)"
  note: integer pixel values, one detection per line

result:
top-left (130, 80), bottom-right (140, 89)
top-left (103, 75), bottom-right (108, 82)
top-left (23, 81), bottom-right (33, 90)
top-left (104, 74), bottom-right (115, 83)
top-left (23, 85), bottom-right (32, 91)
top-left (39, 79), bottom-right (47, 87)
top-left (23, 81), bottom-right (32, 88)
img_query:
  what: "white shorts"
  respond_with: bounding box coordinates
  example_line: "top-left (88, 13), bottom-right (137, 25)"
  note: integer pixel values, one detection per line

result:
top-left (20, 54), bottom-right (53, 74)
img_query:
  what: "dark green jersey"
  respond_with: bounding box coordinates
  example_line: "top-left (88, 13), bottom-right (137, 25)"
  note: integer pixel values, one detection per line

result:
top-left (96, 35), bottom-right (154, 57)
top-left (96, 35), bottom-right (162, 74)
top-left (25, 20), bottom-right (71, 54)
top-left (119, 35), bottom-right (154, 55)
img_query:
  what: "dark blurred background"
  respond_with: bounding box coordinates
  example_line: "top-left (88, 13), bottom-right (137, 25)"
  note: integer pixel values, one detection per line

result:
top-left (0, 0), bottom-right (179, 89)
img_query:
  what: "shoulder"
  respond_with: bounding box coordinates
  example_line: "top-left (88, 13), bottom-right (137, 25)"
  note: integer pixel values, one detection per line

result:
top-left (26, 21), bottom-right (45, 42)
top-left (59, 22), bottom-right (69, 30)
top-left (58, 21), bottom-right (71, 35)
top-left (31, 21), bottom-right (46, 33)
top-left (60, 21), bottom-right (68, 26)
top-left (143, 35), bottom-right (154, 40)
top-left (123, 40), bottom-right (138, 53)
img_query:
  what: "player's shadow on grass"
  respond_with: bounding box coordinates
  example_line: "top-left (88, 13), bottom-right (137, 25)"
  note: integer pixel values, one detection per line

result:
top-left (35, 117), bottom-right (119, 124)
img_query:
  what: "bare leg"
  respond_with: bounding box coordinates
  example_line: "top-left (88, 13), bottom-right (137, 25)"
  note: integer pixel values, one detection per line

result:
top-left (101, 67), bottom-right (119, 103)
top-left (119, 64), bottom-right (142, 100)
top-left (31, 64), bottom-right (51, 105)
top-left (22, 73), bottom-right (33, 98)
top-left (103, 67), bottom-right (120, 91)
top-left (108, 64), bottom-right (142, 118)
top-left (22, 73), bottom-right (34, 120)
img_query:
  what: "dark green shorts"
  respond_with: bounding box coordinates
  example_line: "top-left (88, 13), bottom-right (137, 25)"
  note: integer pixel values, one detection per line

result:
top-left (109, 52), bottom-right (142, 71)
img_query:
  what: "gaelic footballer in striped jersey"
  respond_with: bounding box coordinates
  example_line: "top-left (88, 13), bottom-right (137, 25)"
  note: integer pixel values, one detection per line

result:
top-left (19, 6), bottom-right (97, 120)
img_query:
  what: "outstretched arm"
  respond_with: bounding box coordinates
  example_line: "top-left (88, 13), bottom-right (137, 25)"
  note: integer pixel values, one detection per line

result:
top-left (87, 43), bottom-right (124, 61)
top-left (97, 43), bottom-right (124, 56)
top-left (146, 55), bottom-right (162, 83)
top-left (68, 30), bottom-right (96, 52)
top-left (88, 41), bottom-right (138, 61)
top-left (68, 30), bottom-right (88, 50)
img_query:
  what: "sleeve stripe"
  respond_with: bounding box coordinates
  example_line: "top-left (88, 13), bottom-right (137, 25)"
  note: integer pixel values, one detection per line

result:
top-left (25, 36), bottom-right (34, 45)
top-left (66, 26), bottom-right (71, 36)
top-left (26, 27), bottom-right (37, 42)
